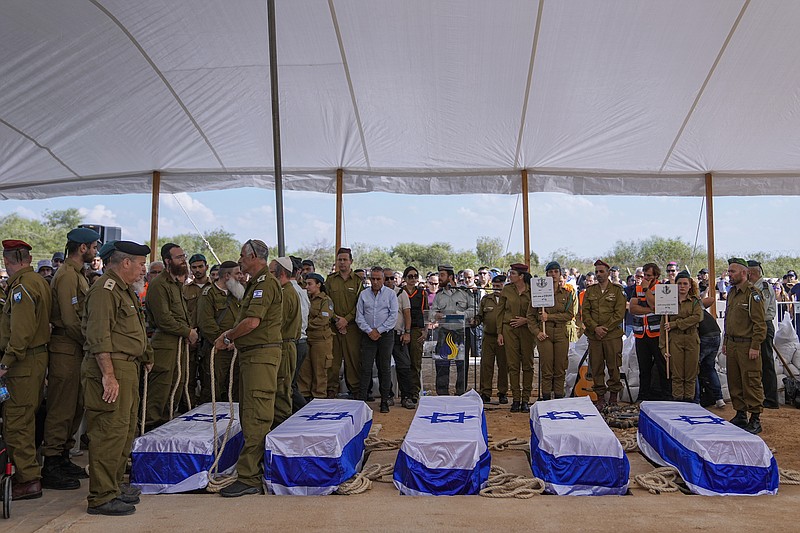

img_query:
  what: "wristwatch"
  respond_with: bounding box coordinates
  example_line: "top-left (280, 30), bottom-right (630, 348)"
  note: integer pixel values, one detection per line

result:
top-left (404, 330), bottom-right (411, 334)
top-left (223, 334), bottom-right (232, 346)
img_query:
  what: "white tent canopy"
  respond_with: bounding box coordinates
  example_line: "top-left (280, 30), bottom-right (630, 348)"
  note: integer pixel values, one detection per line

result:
top-left (2, 0), bottom-right (800, 200)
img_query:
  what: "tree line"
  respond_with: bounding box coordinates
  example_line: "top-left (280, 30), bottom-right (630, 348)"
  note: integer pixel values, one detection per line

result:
top-left (1, 209), bottom-right (796, 279)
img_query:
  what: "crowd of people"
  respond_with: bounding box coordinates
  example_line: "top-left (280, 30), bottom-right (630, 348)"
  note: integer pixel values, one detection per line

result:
top-left (0, 230), bottom-right (785, 515)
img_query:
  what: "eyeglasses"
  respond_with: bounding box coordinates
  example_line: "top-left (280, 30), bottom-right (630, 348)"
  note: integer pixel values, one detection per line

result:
top-left (172, 254), bottom-right (187, 261)
top-left (666, 269), bottom-right (676, 273)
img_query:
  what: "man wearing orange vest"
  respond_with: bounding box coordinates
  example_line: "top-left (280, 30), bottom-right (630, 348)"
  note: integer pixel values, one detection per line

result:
top-left (629, 262), bottom-right (670, 401)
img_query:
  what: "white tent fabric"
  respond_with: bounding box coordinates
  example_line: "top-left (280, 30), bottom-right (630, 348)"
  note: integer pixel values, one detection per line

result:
top-left (2, 0), bottom-right (800, 200)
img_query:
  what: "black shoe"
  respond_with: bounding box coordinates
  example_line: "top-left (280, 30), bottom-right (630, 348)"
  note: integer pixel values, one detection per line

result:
top-left (120, 483), bottom-right (142, 497)
top-left (87, 498), bottom-right (136, 516)
top-left (219, 480), bottom-right (262, 498)
top-left (480, 394), bottom-right (491, 404)
top-left (498, 394), bottom-right (508, 405)
top-left (59, 454), bottom-right (89, 479)
top-left (387, 397), bottom-right (395, 407)
top-left (117, 491), bottom-right (140, 505)
top-left (380, 401), bottom-right (389, 413)
top-left (401, 398), bottom-right (415, 409)
top-left (41, 457), bottom-right (81, 490)
top-left (730, 411), bottom-right (748, 428)
top-left (520, 401), bottom-right (530, 413)
top-left (763, 402), bottom-right (780, 410)
top-left (510, 401), bottom-right (521, 413)
top-left (540, 393), bottom-right (552, 401)
top-left (744, 414), bottom-right (762, 434)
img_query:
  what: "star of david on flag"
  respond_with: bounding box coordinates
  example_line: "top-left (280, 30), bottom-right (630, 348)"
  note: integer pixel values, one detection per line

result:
top-left (178, 413), bottom-right (231, 423)
top-left (672, 415), bottom-right (725, 425)
top-left (538, 410), bottom-right (597, 421)
top-left (298, 411), bottom-right (355, 424)
top-left (419, 411), bottom-right (477, 424)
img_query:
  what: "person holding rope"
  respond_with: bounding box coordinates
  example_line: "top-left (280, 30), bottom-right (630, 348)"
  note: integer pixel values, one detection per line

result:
top-left (269, 257), bottom-right (301, 427)
top-left (81, 240), bottom-right (152, 516)
top-left (527, 262), bottom-right (578, 400)
top-left (582, 259), bottom-right (626, 409)
top-left (143, 243), bottom-right (197, 430)
top-left (196, 260), bottom-right (243, 402)
top-left (299, 272), bottom-right (334, 400)
top-left (659, 271), bottom-right (703, 402)
top-left (213, 239), bottom-right (282, 497)
top-left (497, 263), bottom-right (534, 413)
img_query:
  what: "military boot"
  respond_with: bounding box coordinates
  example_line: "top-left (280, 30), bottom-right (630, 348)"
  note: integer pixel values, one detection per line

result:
top-left (608, 392), bottom-right (619, 406)
top-left (41, 456), bottom-right (81, 490)
top-left (744, 413), bottom-right (762, 434)
top-left (730, 411), bottom-right (748, 428)
top-left (60, 451), bottom-right (89, 479)
top-left (510, 401), bottom-right (521, 413)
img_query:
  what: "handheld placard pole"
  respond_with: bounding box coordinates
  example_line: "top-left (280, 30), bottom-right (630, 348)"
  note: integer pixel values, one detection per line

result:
top-left (664, 317), bottom-right (671, 380)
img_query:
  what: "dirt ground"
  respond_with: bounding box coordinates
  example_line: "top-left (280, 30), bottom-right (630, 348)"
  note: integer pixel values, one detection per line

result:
top-left (5, 358), bottom-right (800, 532)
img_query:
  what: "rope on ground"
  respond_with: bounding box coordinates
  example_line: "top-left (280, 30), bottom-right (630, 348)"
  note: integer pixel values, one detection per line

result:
top-left (362, 463), bottom-right (395, 483)
top-left (206, 347), bottom-right (239, 493)
top-left (602, 404), bottom-right (640, 429)
top-left (632, 466), bottom-right (682, 494)
top-left (365, 437), bottom-right (403, 453)
top-left (488, 437), bottom-right (529, 452)
top-left (334, 463), bottom-right (396, 495)
top-left (617, 433), bottom-right (638, 452)
top-left (479, 465), bottom-right (546, 499)
top-left (780, 469), bottom-right (800, 485)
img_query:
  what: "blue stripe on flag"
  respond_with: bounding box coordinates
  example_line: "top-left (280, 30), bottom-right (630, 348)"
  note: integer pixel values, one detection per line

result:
top-left (638, 410), bottom-right (779, 495)
top-left (393, 448), bottom-right (491, 496)
top-left (529, 420), bottom-right (629, 490)
top-left (264, 420), bottom-right (372, 488)
top-left (131, 431), bottom-right (244, 486)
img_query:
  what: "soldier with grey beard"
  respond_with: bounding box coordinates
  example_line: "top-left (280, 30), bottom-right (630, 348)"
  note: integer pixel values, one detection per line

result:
top-left (197, 261), bottom-right (243, 402)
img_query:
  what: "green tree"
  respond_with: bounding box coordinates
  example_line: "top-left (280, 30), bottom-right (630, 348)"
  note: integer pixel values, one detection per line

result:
top-left (476, 236), bottom-right (504, 267)
top-left (149, 229), bottom-right (242, 264)
top-left (290, 239), bottom-right (336, 274)
top-left (44, 208), bottom-right (82, 229)
top-left (0, 209), bottom-right (83, 262)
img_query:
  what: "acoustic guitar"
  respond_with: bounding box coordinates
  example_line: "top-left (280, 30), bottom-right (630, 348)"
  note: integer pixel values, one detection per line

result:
top-left (571, 346), bottom-right (598, 401)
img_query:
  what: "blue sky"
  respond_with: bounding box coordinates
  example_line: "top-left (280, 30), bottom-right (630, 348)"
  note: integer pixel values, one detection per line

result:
top-left (1, 189), bottom-right (796, 260)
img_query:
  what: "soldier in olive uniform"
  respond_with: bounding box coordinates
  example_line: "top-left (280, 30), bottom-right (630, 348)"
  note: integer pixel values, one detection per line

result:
top-left (747, 260), bottom-right (780, 409)
top-left (214, 239), bottom-right (282, 497)
top-left (183, 253), bottom-right (210, 403)
top-left (582, 260), bottom-right (626, 409)
top-left (660, 271), bottom-right (704, 401)
top-left (528, 262), bottom-right (579, 400)
top-left (325, 247), bottom-right (363, 398)
top-left (144, 243), bottom-right (198, 429)
top-left (0, 240), bottom-right (52, 500)
top-left (299, 273), bottom-right (334, 399)
top-left (41, 227), bottom-right (101, 489)
top-left (477, 275), bottom-right (508, 404)
top-left (724, 258), bottom-right (767, 434)
top-left (270, 257), bottom-right (301, 427)
top-left (196, 261), bottom-right (243, 402)
top-left (497, 263), bottom-right (534, 413)
top-left (81, 240), bottom-right (152, 516)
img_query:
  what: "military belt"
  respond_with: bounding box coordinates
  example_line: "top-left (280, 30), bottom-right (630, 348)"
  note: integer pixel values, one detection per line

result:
top-left (51, 327), bottom-right (67, 336)
top-left (26, 345), bottom-right (48, 355)
top-left (728, 336), bottom-right (751, 343)
top-left (110, 352), bottom-right (139, 362)
top-left (282, 338), bottom-right (297, 344)
top-left (238, 343), bottom-right (282, 353)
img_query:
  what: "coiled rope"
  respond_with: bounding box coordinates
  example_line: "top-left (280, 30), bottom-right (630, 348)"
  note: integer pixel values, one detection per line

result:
top-left (632, 466), bottom-right (682, 494)
top-left (334, 463), bottom-right (396, 495)
top-left (488, 437), bottom-right (529, 452)
top-left (205, 346), bottom-right (240, 492)
top-left (780, 469), bottom-right (800, 485)
top-left (479, 465), bottom-right (546, 499)
top-left (365, 436), bottom-right (404, 453)
top-left (616, 431), bottom-right (639, 452)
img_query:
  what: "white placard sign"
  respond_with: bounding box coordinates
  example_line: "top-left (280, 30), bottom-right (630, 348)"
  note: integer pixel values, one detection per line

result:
top-left (654, 283), bottom-right (679, 315)
top-left (530, 276), bottom-right (555, 308)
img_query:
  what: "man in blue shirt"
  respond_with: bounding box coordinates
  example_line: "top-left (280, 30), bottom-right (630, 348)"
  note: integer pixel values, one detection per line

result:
top-left (355, 267), bottom-right (398, 412)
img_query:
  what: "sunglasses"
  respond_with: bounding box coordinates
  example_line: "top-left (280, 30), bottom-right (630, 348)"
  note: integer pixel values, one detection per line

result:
top-left (407, 274), bottom-right (419, 279)
top-left (667, 270), bottom-right (677, 273)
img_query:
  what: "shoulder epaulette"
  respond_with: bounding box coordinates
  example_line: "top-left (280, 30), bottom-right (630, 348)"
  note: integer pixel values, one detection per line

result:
top-left (256, 274), bottom-right (266, 283)
top-left (202, 286), bottom-right (211, 295)
top-left (103, 278), bottom-right (116, 291)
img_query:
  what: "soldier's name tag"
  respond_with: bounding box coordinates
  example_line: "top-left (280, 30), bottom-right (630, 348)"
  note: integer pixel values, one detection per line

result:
top-left (322, 311), bottom-right (330, 317)
top-left (347, 287), bottom-right (354, 292)
top-left (71, 296), bottom-right (79, 305)
top-left (253, 290), bottom-right (263, 298)
top-left (485, 306), bottom-right (494, 311)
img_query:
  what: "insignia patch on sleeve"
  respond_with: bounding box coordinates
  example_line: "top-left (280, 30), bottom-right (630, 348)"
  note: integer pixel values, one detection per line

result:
top-left (321, 311), bottom-right (329, 317)
top-left (753, 294), bottom-right (761, 302)
top-left (253, 289), bottom-right (263, 298)
top-left (12, 291), bottom-right (22, 303)
top-left (71, 296), bottom-right (79, 305)
top-left (103, 279), bottom-right (116, 291)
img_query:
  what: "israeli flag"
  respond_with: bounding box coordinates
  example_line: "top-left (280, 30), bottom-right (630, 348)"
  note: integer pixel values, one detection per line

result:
top-left (264, 399), bottom-right (372, 495)
top-left (638, 401), bottom-right (779, 496)
top-left (530, 396), bottom-right (629, 495)
top-left (131, 402), bottom-right (243, 494)
top-left (393, 390), bottom-right (490, 496)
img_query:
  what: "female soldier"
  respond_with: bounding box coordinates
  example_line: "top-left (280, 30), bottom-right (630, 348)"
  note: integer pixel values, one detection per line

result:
top-left (299, 273), bottom-right (334, 400)
top-left (660, 271), bottom-right (703, 401)
top-left (527, 262), bottom-right (578, 399)
top-left (497, 263), bottom-right (534, 413)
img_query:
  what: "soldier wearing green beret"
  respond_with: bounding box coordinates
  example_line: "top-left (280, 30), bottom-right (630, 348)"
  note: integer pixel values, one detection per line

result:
top-left (325, 247), bottom-right (363, 398)
top-left (724, 258), bottom-right (767, 434)
top-left (1, 239), bottom-right (52, 501)
top-left (81, 240), bottom-right (152, 516)
top-left (41, 227), bottom-right (101, 490)
top-left (213, 239), bottom-right (282, 497)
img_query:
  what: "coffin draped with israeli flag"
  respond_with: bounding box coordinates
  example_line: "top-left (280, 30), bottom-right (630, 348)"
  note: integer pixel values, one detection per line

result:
top-left (637, 401), bottom-right (779, 496)
top-left (264, 399), bottom-right (373, 495)
top-left (131, 402), bottom-right (243, 494)
top-left (393, 390), bottom-right (490, 496)
top-left (530, 396), bottom-right (629, 495)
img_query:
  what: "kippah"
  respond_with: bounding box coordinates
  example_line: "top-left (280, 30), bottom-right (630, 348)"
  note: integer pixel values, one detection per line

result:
top-left (275, 257), bottom-right (293, 272)
top-left (66, 227), bottom-right (101, 244)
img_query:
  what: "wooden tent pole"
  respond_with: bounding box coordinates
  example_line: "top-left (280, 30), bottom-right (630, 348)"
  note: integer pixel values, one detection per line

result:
top-left (521, 169), bottom-right (531, 267)
top-left (705, 173), bottom-right (717, 317)
top-left (335, 168), bottom-right (343, 259)
top-left (150, 170), bottom-right (160, 263)
top-left (267, 0), bottom-right (285, 256)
